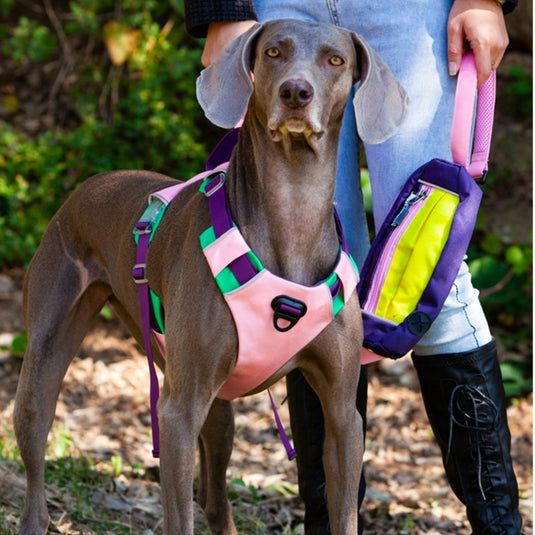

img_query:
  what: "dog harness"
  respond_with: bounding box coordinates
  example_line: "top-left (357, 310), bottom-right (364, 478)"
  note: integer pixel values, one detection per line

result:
top-left (132, 162), bottom-right (360, 457)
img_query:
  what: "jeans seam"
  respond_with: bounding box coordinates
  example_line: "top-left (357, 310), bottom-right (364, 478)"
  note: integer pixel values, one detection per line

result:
top-left (326, 0), bottom-right (340, 26)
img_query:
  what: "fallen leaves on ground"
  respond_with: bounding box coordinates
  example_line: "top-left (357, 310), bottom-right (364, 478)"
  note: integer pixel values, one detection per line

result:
top-left (0, 285), bottom-right (532, 534)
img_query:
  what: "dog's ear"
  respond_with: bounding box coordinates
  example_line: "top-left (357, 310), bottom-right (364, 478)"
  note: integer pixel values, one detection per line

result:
top-left (350, 32), bottom-right (410, 145)
top-left (196, 23), bottom-right (263, 128)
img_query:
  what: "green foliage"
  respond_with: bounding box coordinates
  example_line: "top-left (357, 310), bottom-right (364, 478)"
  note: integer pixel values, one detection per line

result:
top-left (229, 478), bottom-right (262, 505)
top-left (0, 428), bottom-right (18, 462)
top-left (110, 454), bottom-right (123, 477)
top-left (504, 65), bottom-right (532, 118)
top-left (468, 234), bottom-right (532, 397)
top-left (360, 169), bottom-right (373, 214)
top-left (0, 514), bottom-right (15, 535)
top-left (501, 360), bottom-right (533, 398)
top-left (9, 333), bottom-right (27, 356)
top-left (0, 1), bottom-right (211, 265)
top-left (47, 427), bottom-right (76, 459)
top-left (401, 514), bottom-right (416, 530)
top-left (468, 238), bottom-right (532, 326)
top-left (44, 455), bottom-right (96, 488)
top-left (42, 456), bottom-right (136, 534)
top-left (0, 0), bottom-right (12, 18)
top-left (1, 17), bottom-right (57, 62)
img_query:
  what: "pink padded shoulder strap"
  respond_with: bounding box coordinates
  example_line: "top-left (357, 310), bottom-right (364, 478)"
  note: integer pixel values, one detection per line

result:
top-left (150, 163), bottom-right (229, 205)
top-left (451, 52), bottom-right (496, 179)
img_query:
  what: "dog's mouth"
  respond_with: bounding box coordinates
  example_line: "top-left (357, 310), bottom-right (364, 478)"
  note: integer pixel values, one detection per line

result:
top-left (268, 116), bottom-right (324, 144)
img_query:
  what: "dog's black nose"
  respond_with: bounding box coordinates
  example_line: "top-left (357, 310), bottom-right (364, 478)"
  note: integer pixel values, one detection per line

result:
top-left (279, 79), bottom-right (314, 108)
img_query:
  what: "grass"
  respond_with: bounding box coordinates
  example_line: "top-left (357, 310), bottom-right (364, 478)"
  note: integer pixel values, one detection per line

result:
top-left (0, 426), bottom-right (301, 534)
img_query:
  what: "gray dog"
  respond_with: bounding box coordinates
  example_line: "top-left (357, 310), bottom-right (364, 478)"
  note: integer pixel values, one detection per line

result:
top-left (14, 19), bottom-right (407, 534)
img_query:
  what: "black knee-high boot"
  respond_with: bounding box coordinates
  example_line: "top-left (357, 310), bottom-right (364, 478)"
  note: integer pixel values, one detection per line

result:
top-left (286, 366), bottom-right (368, 535)
top-left (412, 340), bottom-right (523, 534)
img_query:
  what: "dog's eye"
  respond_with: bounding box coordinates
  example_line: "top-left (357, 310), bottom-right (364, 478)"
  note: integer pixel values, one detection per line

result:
top-left (265, 47), bottom-right (280, 58)
top-left (329, 55), bottom-right (344, 66)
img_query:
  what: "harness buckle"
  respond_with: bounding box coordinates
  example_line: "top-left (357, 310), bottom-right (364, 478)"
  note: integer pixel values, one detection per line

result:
top-left (203, 172), bottom-right (226, 197)
top-left (132, 263), bottom-right (148, 284)
top-left (134, 220), bottom-right (153, 235)
top-left (271, 295), bottom-right (308, 332)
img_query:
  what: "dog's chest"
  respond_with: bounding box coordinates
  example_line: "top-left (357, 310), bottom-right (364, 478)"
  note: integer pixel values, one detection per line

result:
top-left (134, 164), bottom-right (360, 400)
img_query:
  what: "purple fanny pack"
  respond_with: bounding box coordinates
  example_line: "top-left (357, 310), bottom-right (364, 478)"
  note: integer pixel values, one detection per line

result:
top-left (357, 52), bottom-right (496, 359)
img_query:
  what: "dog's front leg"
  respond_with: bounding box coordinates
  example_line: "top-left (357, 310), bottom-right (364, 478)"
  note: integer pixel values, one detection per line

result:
top-left (303, 320), bottom-right (363, 534)
top-left (158, 388), bottom-right (207, 534)
top-left (198, 399), bottom-right (238, 535)
top-left (322, 392), bottom-right (362, 534)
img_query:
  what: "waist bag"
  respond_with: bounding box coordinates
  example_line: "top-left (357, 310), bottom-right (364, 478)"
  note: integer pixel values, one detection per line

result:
top-left (357, 52), bottom-right (496, 359)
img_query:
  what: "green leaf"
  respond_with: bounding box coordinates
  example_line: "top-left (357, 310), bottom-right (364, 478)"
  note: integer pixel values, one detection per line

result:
top-left (480, 233), bottom-right (502, 255)
top-left (468, 256), bottom-right (509, 289)
top-left (10, 333), bottom-right (27, 355)
top-left (505, 245), bottom-right (532, 275)
top-left (500, 361), bottom-right (524, 383)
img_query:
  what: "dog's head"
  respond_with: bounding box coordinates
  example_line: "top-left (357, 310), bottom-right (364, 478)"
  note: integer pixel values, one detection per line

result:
top-left (197, 19), bottom-right (409, 145)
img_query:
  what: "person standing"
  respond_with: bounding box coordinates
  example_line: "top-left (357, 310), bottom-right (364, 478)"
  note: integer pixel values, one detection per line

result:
top-left (184, 1), bottom-right (523, 533)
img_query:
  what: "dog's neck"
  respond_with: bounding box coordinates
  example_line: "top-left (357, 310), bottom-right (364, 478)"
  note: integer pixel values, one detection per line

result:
top-left (225, 110), bottom-right (343, 286)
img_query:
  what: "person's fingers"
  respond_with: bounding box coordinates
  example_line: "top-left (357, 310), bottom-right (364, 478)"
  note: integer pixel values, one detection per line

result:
top-left (447, 0), bottom-right (509, 86)
top-left (447, 16), bottom-right (466, 77)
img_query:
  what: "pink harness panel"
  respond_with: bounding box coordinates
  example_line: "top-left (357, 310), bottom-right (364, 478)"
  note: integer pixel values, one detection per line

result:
top-left (202, 227), bottom-right (359, 399)
top-left (141, 164), bottom-right (359, 401)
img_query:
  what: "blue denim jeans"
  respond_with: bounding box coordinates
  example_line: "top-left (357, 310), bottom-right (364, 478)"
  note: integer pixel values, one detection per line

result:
top-left (254, 0), bottom-right (492, 354)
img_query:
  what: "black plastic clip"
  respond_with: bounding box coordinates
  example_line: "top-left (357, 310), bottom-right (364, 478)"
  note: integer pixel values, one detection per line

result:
top-left (271, 295), bottom-right (308, 332)
top-left (476, 170), bottom-right (488, 185)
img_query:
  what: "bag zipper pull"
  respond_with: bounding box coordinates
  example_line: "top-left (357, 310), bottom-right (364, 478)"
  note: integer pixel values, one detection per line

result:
top-left (390, 190), bottom-right (428, 227)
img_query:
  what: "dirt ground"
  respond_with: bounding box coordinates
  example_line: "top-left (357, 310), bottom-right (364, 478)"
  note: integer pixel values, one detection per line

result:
top-left (0, 269), bottom-right (532, 534)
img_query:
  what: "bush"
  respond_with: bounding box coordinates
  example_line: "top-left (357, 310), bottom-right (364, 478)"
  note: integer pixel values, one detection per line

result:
top-left (0, 0), bottom-right (213, 264)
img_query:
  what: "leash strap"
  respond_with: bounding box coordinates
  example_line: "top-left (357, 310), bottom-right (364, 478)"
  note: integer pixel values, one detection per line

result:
top-left (451, 51), bottom-right (496, 180)
top-left (268, 389), bottom-right (297, 461)
top-left (132, 220), bottom-right (161, 458)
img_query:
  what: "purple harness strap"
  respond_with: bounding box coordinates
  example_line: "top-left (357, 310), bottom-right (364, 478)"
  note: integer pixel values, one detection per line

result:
top-left (132, 171), bottom-right (297, 461)
top-left (269, 389), bottom-right (296, 460)
top-left (203, 173), bottom-right (259, 285)
top-left (132, 220), bottom-right (161, 457)
top-left (203, 173), bottom-right (296, 460)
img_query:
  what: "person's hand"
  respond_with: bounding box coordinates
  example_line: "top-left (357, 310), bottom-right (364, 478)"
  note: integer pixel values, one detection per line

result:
top-left (202, 20), bottom-right (257, 67)
top-left (448, 0), bottom-right (509, 86)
